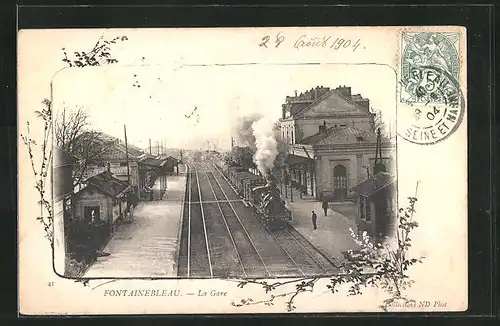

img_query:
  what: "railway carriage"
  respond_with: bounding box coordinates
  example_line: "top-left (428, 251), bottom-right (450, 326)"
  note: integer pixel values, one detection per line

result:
top-left (224, 164), bottom-right (293, 231)
top-left (242, 175), bottom-right (265, 202)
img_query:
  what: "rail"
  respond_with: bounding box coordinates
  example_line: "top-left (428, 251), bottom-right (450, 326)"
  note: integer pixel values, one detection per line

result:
top-left (187, 164), bottom-right (191, 277)
top-left (283, 227), bottom-right (329, 274)
top-left (192, 163), bottom-right (214, 278)
top-left (202, 163), bottom-right (247, 277)
top-left (285, 225), bottom-right (338, 272)
top-left (266, 230), bottom-right (306, 277)
top-left (214, 161), bottom-right (327, 277)
top-left (208, 162), bottom-right (271, 277)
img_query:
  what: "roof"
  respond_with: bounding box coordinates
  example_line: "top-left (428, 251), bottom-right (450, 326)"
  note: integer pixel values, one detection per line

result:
top-left (294, 89), bottom-right (368, 118)
top-left (236, 172), bottom-right (261, 181)
top-left (81, 131), bottom-right (144, 161)
top-left (83, 170), bottom-right (130, 198)
top-left (126, 143), bottom-right (145, 157)
top-left (53, 147), bottom-right (78, 167)
top-left (286, 154), bottom-right (314, 166)
top-left (350, 172), bottom-right (395, 197)
top-left (301, 126), bottom-right (387, 145)
top-left (139, 156), bottom-right (167, 167)
top-left (165, 156), bottom-right (179, 165)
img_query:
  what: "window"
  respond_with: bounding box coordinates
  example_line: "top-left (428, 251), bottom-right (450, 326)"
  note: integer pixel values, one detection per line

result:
top-left (63, 197), bottom-right (72, 219)
top-left (84, 206), bottom-right (100, 223)
top-left (120, 162), bottom-right (128, 167)
top-left (333, 165), bottom-right (348, 199)
top-left (359, 197), bottom-right (365, 219)
top-left (365, 200), bottom-right (372, 221)
top-left (333, 165), bottom-right (347, 188)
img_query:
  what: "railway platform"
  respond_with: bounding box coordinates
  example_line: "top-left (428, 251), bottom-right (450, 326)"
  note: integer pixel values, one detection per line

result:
top-left (84, 166), bottom-right (187, 278)
top-left (283, 187), bottom-right (360, 263)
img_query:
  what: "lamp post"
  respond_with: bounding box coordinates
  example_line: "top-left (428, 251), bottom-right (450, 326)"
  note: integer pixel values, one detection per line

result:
top-left (363, 165), bottom-right (370, 179)
top-left (284, 168), bottom-right (288, 198)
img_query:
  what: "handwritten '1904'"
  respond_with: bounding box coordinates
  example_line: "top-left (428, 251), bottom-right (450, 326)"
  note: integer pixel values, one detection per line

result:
top-left (259, 33), bottom-right (363, 52)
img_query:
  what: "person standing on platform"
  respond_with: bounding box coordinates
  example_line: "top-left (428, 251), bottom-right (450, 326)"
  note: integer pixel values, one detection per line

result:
top-left (322, 201), bottom-right (329, 217)
top-left (311, 210), bottom-right (317, 230)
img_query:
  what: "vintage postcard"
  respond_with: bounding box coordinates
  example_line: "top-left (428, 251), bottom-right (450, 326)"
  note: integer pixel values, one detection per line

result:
top-left (18, 26), bottom-right (467, 314)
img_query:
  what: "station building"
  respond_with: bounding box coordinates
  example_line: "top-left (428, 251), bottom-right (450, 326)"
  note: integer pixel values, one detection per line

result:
top-left (279, 85), bottom-right (396, 201)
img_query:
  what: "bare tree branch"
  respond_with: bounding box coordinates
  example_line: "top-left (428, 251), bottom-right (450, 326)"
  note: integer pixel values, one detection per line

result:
top-left (54, 106), bottom-right (114, 189)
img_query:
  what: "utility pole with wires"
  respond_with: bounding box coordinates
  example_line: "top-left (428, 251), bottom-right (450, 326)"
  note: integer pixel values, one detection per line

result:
top-left (124, 124), bottom-right (134, 222)
top-left (124, 125), bottom-right (131, 185)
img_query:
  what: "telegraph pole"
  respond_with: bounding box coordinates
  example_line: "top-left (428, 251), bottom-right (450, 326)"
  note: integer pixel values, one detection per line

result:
top-left (124, 124), bottom-right (131, 185)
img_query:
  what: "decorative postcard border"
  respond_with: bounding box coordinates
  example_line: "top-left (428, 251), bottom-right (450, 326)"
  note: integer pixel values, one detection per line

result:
top-left (20, 33), bottom-right (424, 313)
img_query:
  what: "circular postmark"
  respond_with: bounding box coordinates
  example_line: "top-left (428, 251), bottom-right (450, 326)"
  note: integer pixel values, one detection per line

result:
top-left (398, 65), bottom-right (465, 145)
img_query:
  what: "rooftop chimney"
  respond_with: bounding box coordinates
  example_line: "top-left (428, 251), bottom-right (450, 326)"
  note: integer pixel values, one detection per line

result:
top-left (319, 120), bottom-right (327, 133)
top-left (336, 85), bottom-right (352, 98)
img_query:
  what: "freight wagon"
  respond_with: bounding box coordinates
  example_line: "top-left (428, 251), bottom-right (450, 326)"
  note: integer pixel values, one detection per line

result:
top-left (224, 163), bottom-right (292, 231)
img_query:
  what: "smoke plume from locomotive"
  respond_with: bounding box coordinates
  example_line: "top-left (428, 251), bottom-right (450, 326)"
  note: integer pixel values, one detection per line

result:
top-left (252, 118), bottom-right (279, 176)
top-left (230, 113), bottom-right (263, 149)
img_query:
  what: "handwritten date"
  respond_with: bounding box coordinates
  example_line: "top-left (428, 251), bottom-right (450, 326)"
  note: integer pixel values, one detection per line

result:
top-left (259, 32), bottom-right (285, 48)
top-left (259, 32), bottom-right (363, 52)
top-left (294, 35), bottom-right (362, 52)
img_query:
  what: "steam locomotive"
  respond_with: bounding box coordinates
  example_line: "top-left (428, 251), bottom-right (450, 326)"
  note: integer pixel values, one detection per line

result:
top-left (250, 175), bottom-right (293, 231)
top-left (225, 165), bottom-right (292, 231)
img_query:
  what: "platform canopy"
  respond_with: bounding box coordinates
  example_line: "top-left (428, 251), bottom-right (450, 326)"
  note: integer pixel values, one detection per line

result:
top-left (285, 154), bottom-right (314, 166)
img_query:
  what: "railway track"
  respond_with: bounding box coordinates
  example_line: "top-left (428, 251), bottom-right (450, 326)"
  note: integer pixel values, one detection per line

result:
top-left (178, 160), bottom-right (338, 278)
top-left (206, 171), bottom-right (270, 278)
top-left (177, 164), bottom-right (212, 278)
top-left (209, 162), bottom-right (338, 277)
top-left (198, 166), bottom-right (247, 278)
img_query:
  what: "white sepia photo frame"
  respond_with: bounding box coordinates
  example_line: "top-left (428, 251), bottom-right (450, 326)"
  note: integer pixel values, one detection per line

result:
top-left (18, 26), bottom-right (468, 315)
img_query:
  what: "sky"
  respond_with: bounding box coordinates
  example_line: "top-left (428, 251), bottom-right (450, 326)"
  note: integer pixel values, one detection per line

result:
top-left (52, 63), bottom-right (397, 151)
top-left (18, 29), bottom-right (397, 152)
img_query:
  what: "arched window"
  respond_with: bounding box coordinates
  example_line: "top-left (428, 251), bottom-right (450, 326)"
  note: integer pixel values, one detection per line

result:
top-left (333, 164), bottom-right (347, 199)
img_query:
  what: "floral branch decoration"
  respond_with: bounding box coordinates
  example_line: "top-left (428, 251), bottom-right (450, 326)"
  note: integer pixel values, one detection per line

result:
top-left (20, 35), bottom-right (128, 246)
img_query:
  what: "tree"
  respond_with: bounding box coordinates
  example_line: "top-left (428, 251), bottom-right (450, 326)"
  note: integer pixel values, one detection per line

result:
top-left (230, 146), bottom-right (255, 169)
top-left (54, 106), bottom-right (114, 188)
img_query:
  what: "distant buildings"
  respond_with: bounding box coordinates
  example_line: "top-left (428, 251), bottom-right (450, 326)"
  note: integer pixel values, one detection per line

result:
top-left (53, 132), bottom-right (179, 276)
top-left (81, 133), bottom-right (143, 195)
top-left (279, 85), bottom-right (396, 202)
